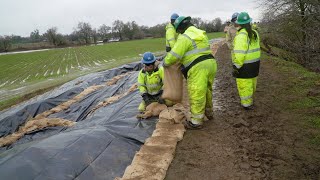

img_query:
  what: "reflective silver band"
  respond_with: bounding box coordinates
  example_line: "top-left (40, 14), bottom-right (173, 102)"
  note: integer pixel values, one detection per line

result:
top-left (169, 51), bottom-right (182, 59)
top-left (233, 63), bottom-right (241, 69)
top-left (167, 38), bottom-right (175, 41)
top-left (146, 83), bottom-right (161, 88)
top-left (191, 113), bottom-right (204, 119)
top-left (247, 48), bottom-right (260, 53)
top-left (233, 50), bottom-right (247, 54)
top-left (240, 95), bottom-right (252, 101)
top-left (234, 48), bottom-right (260, 54)
top-left (184, 47), bottom-right (210, 57)
top-left (242, 102), bottom-right (253, 107)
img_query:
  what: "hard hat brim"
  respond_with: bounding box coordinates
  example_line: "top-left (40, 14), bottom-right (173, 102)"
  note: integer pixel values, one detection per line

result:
top-left (174, 16), bottom-right (191, 29)
top-left (236, 18), bottom-right (252, 25)
top-left (141, 58), bottom-right (156, 64)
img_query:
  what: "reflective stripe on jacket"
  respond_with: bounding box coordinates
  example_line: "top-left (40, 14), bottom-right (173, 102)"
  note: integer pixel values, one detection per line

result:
top-left (232, 28), bottom-right (261, 78)
top-left (166, 23), bottom-right (178, 48)
top-left (164, 26), bottom-right (213, 67)
top-left (138, 66), bottom-right (164, 95)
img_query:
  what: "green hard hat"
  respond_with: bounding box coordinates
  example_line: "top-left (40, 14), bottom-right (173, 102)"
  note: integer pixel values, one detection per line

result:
top-left (236, 12), bottom-right (252, 25)
top-left (174, 16), bottom-right (191, 30)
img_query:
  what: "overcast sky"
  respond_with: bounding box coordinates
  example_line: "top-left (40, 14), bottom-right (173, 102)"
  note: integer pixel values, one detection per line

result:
top-left (0, 0), bottom-right (261, 37)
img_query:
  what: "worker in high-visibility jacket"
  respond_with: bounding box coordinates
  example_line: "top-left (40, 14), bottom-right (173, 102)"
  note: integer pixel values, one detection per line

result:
top-left (138, 52), bottom-right (169, 112)
top-left (252, 22), bottom-right (259, 31)
top-left (164, 16), bottom-right (217, 129)
top-left (165, 13), bottom-right (179, 52)
top-left (226, 12), bottom-right (239, 50)
top-left (232, 12), bottom-right (261, 110)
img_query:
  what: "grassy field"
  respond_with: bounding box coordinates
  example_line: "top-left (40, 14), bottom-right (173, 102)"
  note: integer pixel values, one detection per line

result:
top-left (0, 32), bottom-right (224, 110)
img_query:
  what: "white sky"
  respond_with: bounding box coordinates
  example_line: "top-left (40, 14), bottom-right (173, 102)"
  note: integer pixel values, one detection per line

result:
top-left (0, 0), bottom-right (261, 37)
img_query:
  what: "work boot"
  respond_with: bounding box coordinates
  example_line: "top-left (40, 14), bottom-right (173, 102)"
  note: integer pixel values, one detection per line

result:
top-left (243, 105), bottom-right (254, 111)
top-left (205, 109), bottom-right (214, 121)
top-left (183, 120), bottom-right (203, 130)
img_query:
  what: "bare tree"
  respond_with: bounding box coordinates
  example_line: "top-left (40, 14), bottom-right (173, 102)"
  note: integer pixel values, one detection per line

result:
top-left (112, 20), bottom-right (125, 40)
top-left (213, 18), bottom-right (222, 32)
top-left (43, 27), bottom-right (66, 46)
top-left (30, 29), bottom-right (41, 42)
top-left (259, 0), bottom-right (320, 71)
top-left (76, 22), bottom-right (92, 44)
top-left (98, 24), bottom-right (111, 40)
top-left (92, 28), bottom-right (98, 44)
top-left (44, 27), bottom-right (59, 46)
top-left (0, 35), bottom-right (12, 52)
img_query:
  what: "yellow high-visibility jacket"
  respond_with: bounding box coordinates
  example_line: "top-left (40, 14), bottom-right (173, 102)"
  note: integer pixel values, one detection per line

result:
top-left (232, 28), bottom-right (261, 78)
top-left (138, 66), bottom-right (164, 96)
top-left (166, 23), bottom-right (178, 48)
top-left (164, 26), bottom-right (212, 67)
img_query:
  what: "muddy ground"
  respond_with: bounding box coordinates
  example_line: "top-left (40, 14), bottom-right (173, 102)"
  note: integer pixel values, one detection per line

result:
top-left (165, 44), bottom-right (320, 180)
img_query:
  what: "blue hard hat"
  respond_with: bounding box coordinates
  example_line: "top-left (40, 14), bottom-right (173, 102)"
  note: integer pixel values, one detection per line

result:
top-left (231, 12), bottom-right (239, 20)
top-left (141, 52), bottom-right (156, 64)
top-left (171, 13), bottom-right (179, 20)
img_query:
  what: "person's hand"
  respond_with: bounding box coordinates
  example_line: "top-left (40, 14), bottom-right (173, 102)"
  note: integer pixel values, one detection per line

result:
top-left (142, 93), bottom-right (151, 104)
top-left (154, 60), bottom-right (160, 67)
top-left (157, 55), bottom-right (165, 61)
top-left (158, 98), bottom-right (165, 104)
top-left (166, 47), bottom-right (171, 52)
top-left (232, 68), bottom-right (239, 77)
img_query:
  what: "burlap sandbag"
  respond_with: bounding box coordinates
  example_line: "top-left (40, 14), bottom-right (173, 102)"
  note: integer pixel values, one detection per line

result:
top-left (162, 63), bottom-right (183, 102)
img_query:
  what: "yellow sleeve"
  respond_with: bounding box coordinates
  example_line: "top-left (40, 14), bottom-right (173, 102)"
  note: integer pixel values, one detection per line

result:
top-left (138, 70), bottom-right (147, 95)
top-left (166, 27), bottom-right (176, 48)
top-left (233, 33), bottom-right (248, 68)
top-left (164, 35), bottom-right (191, 66)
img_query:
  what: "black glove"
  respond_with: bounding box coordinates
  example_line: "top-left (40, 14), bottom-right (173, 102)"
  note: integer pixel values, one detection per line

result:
top-left (166, 46), bottom-right (171, 52)
top-left (157, 55), bottom-right (165, 61)
top-left (158, 89), bottom-right (163, 95)
top-left (158, 98), bottom-right (165, 104)
top-left (232, 65), bottom-right (240, 77)
top-left (142, 93), bottom-right (152, 105)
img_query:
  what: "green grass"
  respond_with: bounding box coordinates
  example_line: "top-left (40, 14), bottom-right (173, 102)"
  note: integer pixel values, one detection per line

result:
top-left (207, 32), bottom-right (225, 39)
top-left (262, 53), bottom-right (320, 109)
top-left (0, 32), bottom-right (224, 110)
top-left (0, 38), bottom-right (165, 90)
top-left (264, 53), bottom-right (320, 146)
top-left (308, 116), bottom-right (320, 128)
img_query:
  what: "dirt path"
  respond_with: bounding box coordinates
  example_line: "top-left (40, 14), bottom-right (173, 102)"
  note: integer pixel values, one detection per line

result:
top-left (165, 44), bottom-right (320, 179)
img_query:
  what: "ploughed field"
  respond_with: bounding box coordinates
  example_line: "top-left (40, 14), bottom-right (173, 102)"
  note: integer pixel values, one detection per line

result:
top-left (0, 33), bottom-right (224, 91)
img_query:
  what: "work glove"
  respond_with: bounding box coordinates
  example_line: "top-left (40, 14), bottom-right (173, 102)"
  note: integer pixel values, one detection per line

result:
top-left (158, 89), bottom-right (163, 95)
top-left (158, 98), bottom-right (165, 104)
top-left (156, 55), bottom-right (165, 61)
top-left (232, 65), bottom-right (240, 78)
top-left (142, 93), bottom-right (152, 105)
top-left (166, 47), bottom-right (171, 52)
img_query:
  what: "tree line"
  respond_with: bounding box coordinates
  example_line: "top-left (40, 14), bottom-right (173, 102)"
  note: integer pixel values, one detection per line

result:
top-left (0, 17), bottom-right (224, 52)
top-left (259, 0), bottom-right (320, 72)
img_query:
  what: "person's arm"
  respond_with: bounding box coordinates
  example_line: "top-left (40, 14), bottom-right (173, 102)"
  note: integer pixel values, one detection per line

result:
top-left (138, 70), bottom-right (147, 95)
top-left (166, 27), bottom-right (176, 48)
top-left (164, 35), bottom-right (191, 66)
top-left (232, 33), bottom-right (248, 69)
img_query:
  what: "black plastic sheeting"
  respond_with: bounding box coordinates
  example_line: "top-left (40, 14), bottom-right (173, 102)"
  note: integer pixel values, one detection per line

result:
top-left (0, 62), bottom-right (159, 180)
